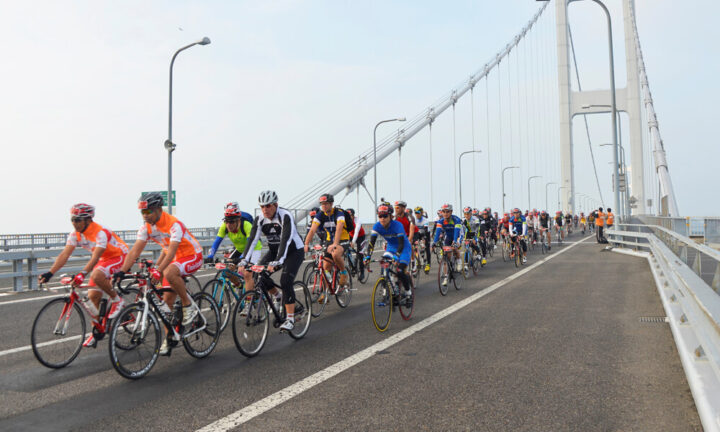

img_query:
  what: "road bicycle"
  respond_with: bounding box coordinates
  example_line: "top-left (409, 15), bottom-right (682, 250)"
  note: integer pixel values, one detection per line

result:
top-left (501, 235), bottom-right (512, 262)
top-left (202, 259), bottom-right (246, 332)
top-left (555, 226), bottom-right (564, 245)
top-left (437, 244), bottom-right (463, 295)
top-left (344, 242), bottom-right (369, 284)
top-left (305, 244), bottom-right (352, 318)
top-left (509, 235), bottom-right (525, 268)
top-left (540, 228), bottom-right (550, 254)
top-left (31, 275), bottom-right (141, 369)
top-left (368, 255), bottom-right (415, 332)
top-left (232, 264), bottom-right (312, 357)
top-left (107, 271), bottom-right (220, 379)
top-left (462, 239), bottom-right (480, 277)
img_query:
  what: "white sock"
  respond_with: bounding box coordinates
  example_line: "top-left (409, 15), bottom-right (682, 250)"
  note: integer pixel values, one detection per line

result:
top-left (286, 313), bottom-right (294, 322)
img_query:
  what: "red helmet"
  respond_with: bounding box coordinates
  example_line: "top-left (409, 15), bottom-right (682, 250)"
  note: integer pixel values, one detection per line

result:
top-left (377, 204), bottom-right (393, 216)
top-left (463, 206), bottom-right (472, 214)
top-left (70, 203), bottom-right (95, 219)
top-left (441, 203), bottom-right (453, 212)
top-left (224, 202), bottom-right (241, 218)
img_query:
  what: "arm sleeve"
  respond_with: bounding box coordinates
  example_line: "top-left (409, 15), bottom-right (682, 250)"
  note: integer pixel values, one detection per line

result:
top-left (208, 236), bottom-right (223, 259)
top-left (169, 222), bottom-right (183, 243)
top-left (433, 222), bottom-right (443, 243)
top-left (396, 234), bottom-right (406, 255)
top-left (522, 220), bottom-right (528, 236)
top-left (95, 230), bottom-right (109, 249)
top-left (352, 218), bottom-right (361, 244)
top-left (365, 232), bottom-right (378, 255)
top-left (274, 212), bottom-right (294, 264)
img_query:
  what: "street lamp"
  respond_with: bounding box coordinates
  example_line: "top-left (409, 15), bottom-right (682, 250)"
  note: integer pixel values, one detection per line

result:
top-left (458, 150), bottom-right (482, 209)
top-left (167, 36), bottom-right (211, 215)
top-left (558, 186), bottom-right (568, 211)
top-left (373, 117), bottom-right (406, 221)
top-left (501, 166), bottom-right (519, 214)
top-left (545, 182), bottom-right (557, 212)
top-left (600, 142), bottom-right (628, 217)
top-left (527, 176), bottom-right (541, 210)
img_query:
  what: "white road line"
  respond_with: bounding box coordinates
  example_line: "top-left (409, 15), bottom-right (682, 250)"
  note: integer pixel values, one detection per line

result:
top-left (196, 237), bottom-right (590, 432)
top-left (0, 293), bottom-right (67, 306)
top-left (0, 335), bottom-right (82, 357)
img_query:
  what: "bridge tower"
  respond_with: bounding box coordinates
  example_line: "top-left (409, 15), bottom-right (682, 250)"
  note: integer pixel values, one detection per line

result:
top-left (555, 0), bottom-right (645, 215)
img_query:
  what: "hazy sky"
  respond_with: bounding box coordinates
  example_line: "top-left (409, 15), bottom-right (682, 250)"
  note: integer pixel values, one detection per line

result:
top-left (1, 0), bottom-right (718, 234)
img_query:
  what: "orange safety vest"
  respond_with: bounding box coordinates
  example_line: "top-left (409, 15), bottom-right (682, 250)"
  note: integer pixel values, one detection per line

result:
top-left (606, 212), bottom-right (614, 225)
top-left (595, 211), bottom-right (605, 227)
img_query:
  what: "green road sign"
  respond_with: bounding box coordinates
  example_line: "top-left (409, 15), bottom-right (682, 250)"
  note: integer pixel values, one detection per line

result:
top-left (141, 190), bottom-right (176, 206)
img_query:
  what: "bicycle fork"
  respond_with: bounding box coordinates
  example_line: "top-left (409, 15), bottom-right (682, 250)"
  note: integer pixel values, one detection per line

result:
top-left (54, 299), bottom-right (74, 336)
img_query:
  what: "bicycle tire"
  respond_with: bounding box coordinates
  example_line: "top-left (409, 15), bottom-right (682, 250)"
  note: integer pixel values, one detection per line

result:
top-left (398, 278), bottom-right (415, 321)
top-left (289, 281), bottom-right (312, 340)
top-left (502, 240), bottom-right (509, 262)
top-left (488, 240), bottom-right (494, 257)
top-left (358, 262), bottom-right (370, 284)
top-left (437, 259), bottom-right (449, 296)
top-left (184, 274), bottom-right (202, 295)
top-left (109, 303), bottom-right (161, 380)
top-left (31, 297), bottom-right (85, 369)
top-left (472, 250), bottom-right (480, 275)
top-left (202, 278), bottom-right (233, 332)
top-left (232, 291), bottom-right (269, 357)
top-left (371, 277), bottom-right (392, 332)
top-left (452, 259), bottom-right (464, 290)
top-left (183, 292), bottom-right (221, 359)
top-left (306, 269), bottom-right (327, 318)
top-left (301, 261), bottom-right (315, 285)
top-left (514, 245), bottom-right (521, 268)
top-left (335, 272), bottom-right (352, 308)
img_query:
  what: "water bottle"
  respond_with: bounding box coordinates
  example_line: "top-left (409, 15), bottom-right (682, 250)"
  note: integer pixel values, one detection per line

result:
top-left (151, 293), bottom-right (172, 316)
top-left (81, 296), bottom-right (99, 318)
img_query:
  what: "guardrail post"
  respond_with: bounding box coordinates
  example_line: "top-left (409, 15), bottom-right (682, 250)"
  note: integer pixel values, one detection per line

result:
top-left (152, 250), bottom-right (160, 261)
top-left (27, 257), bottom-right (38, 290)
top-left (692, 253), bottom-right (702, 276)
top-left (712, 263), bottom-right (720, 294)
top-left (13, 259), bottom-right (23, 292)
top-left (680, 245), bottom-right (688, 264)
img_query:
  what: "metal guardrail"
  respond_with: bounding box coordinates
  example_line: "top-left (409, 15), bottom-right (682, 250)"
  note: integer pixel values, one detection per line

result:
top-left (608, 223), bottom-right (720, 432)
top-left (639, 215), bottom-right (720, 248)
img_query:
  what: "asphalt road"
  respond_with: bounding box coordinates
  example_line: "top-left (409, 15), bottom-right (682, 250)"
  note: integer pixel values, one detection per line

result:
top-left (0, 231), bottom-right (701, 431)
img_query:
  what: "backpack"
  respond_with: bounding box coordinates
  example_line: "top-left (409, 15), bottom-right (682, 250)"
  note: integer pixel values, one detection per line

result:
top-left (239, 211), bottom-right (254, 236)
top-left (336, 207), bottom-right (356, 234)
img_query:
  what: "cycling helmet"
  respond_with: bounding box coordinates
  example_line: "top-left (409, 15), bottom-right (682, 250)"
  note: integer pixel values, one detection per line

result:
top-left (309, 206), bottom-right (320, 218)
top-left (224, 202), bottom-right (241, 218)
top-left (394, 200), bottom-right (407, 208)
top-left (377, 204), bottom-right (392, 215)
top-left (319, 193), bottom-right (334, 204)
top-left (70, 203), bottom-right (95, 219)
top-left (441, 203), bottom-right (453, 212)
top-left (258, 190), bottom-right (278, 205)
top-left (513, 208), bottom-right (521, 214)
top-left (556, 211), bottom-right (562, 215)
top-left (463, 206), bottom-right (472, 214)
top-left (481, 209), bottom-right (488, 216)
top-left (414, 206), bottom-right (423, 214)
top-left (345, 208), bottom-right (355, 217)
top-left (138, 192), bottom-right (164, 210)
top-left (541, 210), bottom-right (547, 215)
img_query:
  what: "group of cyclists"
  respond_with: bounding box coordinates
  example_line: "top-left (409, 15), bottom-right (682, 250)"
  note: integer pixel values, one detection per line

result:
top-left (36, 190), bottom-right (597, 373)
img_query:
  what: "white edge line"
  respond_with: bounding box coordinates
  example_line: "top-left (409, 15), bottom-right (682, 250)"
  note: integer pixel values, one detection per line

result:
top-left (196, 237), bottom-right (590, 432)
top-left (0, 335), bottom-right (82, 357)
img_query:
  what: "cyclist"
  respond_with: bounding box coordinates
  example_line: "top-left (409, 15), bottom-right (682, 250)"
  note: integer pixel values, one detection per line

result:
top-left (241, 190), bottom-right (305, 331)
top-left (204, 202), bottom-right (263, 286)
top-left (579, 212), bottom-right (587, 233)
top-left (363, 204), bottom-right (413, 300)
top-left (414, 206), bottom-right (432, 273)
top-left (498, 213), bottom-right (510, 243)
top-left (303, 193), bottom-right (351, 287)
top-left (538, 210), bottom-right (551, 250)
top-left (39, 203), bottom-right (129, 348)
top-left (553, 211), bottom-right (565, 242)
top-left (433, 203), bottom-right (462, 285)
top-left (394, 201), bottom-right (418, 243)
top-left (573, 213), bottom-right (579, 228)
top-left (461, 206), bottom-right (482, 268)
top-left (476, 210), bottom-right (491, 265)
top-left (588, 211), bottom-right (596, 233)
top-left (564, 212), bottom-right (573, 234)
top-left (508, 208), bottom-right (528, 263)
top-left (114, 193), bottom-right (203, 354)
top-left (347, 208), bottom-right (367, 277)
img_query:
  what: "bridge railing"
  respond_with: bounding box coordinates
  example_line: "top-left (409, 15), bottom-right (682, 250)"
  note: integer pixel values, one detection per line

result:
top-left (607, 222), bottom-right (720, 431)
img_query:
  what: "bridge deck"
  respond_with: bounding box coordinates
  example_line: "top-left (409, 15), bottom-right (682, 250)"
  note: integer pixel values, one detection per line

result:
top-left (0, 233), bottom-right (701, 431)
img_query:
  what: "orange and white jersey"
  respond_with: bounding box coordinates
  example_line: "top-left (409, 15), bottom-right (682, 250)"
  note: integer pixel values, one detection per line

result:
top-left (66, 221), bottom-right (129, 259)
top-left (137, 212), bottom-right (202, 258)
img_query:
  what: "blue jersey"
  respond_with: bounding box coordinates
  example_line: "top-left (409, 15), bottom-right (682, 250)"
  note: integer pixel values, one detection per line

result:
top-left (370, 220), bottom-right (411, 253)
top-left (508, 215), bottom-right (527, 236)
top-left (433, 215), bottom-right (462, 243)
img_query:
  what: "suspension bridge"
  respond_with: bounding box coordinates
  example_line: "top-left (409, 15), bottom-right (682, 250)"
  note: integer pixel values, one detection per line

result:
top-left (0, 1), bottom-right (716, 431)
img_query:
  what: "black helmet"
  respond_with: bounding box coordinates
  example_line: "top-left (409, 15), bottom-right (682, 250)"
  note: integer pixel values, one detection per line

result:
top-left (138, 192), bottom-right (164, 210)
top-left (345, 208), bottom-right (355, 217)
top-left (319, 193), bottom-right (334, 204)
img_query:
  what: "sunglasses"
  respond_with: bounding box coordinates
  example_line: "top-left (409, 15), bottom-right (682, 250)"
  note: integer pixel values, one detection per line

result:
top-left (442, 210), bottom-right (451, 213)
top-left (378, 213), bottom-right (390, 219)
top-left (71, 217), bottom-right (85, 223)
top-left (140, 209), bottom-right (154, 215)
top-left (260, 204), bottom-right (274, 209)
top-left (225, 218), bottom-right (240, 224)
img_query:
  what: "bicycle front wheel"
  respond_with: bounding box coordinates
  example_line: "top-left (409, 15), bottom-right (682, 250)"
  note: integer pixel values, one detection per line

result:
top-left (202, 278), bottom-right (233, 332)
top-left (514, 246), bottom-right (521, 267)
top-left (289, 281), bottom-right (312, 340)
top-left (184, 274), bottom-right (202, 295)
top-left (306, 269), bottom-right (328, 318)
top-left (31, 297), bottom-right (85, 369)
top-left (371, 278), bottom-right (392, 332)
top-left (335, 273), bottom-right (352, 308)
top-left (452, 261), bottom-right (464, 290)
top-left (398, 280), bottom-right (415, 321)
top-left (232, 291), bottom-right (269, 357)
top-left (183, 292), bottom-right (221, 359)
top-left (109, 304), bottom-right (161, 380)
top-left (437, 259), bottom-right (449, 296)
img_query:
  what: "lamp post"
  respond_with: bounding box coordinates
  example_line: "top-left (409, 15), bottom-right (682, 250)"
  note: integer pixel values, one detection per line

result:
top-left (527, 176), bottom-right (541, 210)
top-left (545, 182), bottom-right (557, 212)
top-left (459, 150), bottom-right (482, 210)
top-left (600, 142), bottom-right (628, 217)
top-left (501, 166), bottom-right (519, 214)
top-left (373, 117), bottom-right (406, 221)
top-left (167, 37), bottom-right (211, 215)
top-left (558, 186), bottom-right (568, 211)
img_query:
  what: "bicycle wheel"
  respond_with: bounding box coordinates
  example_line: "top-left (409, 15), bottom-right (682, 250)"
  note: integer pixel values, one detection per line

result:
top-left (437, 259), bottom-right (449, 296)
top-left (289, 281), bottom-right (312, 340)
top-left (232, 291), bottom-right (269, 357)
top-left (410, 254), bottom-right (420, 286)
top-left (371, 278), bottom-right (392, 332)
top-left (202, 278), bottom-right (233, 332)
top-left (31, 297), bottom-right (85, 369)
top-left (358, 261), bottom-right (370, 284)
top-left (109, 304), bottom-right (160, 380)
top-left (488, 239), bottom-right (495, 257)
top-left (335, 272), bottom-right (352, 308)
top-left (398, 279), bottom-right (415, 321)
top-left (502, 240), bottom-right (509, 262)
top-left (472, 250), bottom-right (480, 275)
top-left (183, 292), bottom-right (221, 359)
top-left (301, 261), bottom-right (315, 286)
top-left (184, 274), bottom-right (202, 294)
top-left (541, 239), bottom-right (547, 255)
top-left (306, 269), bottom-right (328, 318)
top-left (514, 245), bottom-right (521, 268)
top-left (452, 259), bottom-right (464, 290)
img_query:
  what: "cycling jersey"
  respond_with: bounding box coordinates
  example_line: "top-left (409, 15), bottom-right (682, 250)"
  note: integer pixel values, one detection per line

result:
top-left (137, 212), bottom-right (202, 259)
top-left (367, 220), bottom-right (411, 264)
top-left (461, 216), bottom-right (480, 238)
top-left (243, 207), bottom-right (304, 265)
top-left (580, 217), bottom-right (587, 224)
top-left (539, 215), bottom-right (550, 229)
top-left (396, 213), bottom-right (418, 237)
top-left (554, 216), bottom-right (563, 227)
top-left (312, 207), bottom-right (351, 242)
top-left (433, 215), bottom-right (462, 244)
top-left (478, 217), bottom-right (492, 234)
top-left (207, 221), bottom-right (263, 260)
top-left (415, 216), bottom-right (431, 232)
top-left (508, 215), bottom-right (527, 236)
top-left (66, 221), bottom-right (128, 259)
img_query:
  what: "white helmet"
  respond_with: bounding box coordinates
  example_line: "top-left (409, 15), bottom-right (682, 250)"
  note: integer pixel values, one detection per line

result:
top-left (258, 190), bottom-right (278, 206)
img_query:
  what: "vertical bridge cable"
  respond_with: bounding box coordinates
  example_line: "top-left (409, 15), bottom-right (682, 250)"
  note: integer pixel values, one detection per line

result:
top-left (485, 71), bottom-right (492, 209)
top-left (471, 87), bottom-right (476, 208)
top-left (508, 47), bottom-right (515, 206)
top-left (428, 120), bottom-right (434, 213)
top-left (568, 24), bottom-right (605, 208)
top-left (498, 57), bottom-right (504, 206)
top-left (452, 98), bottom-right (457, 208)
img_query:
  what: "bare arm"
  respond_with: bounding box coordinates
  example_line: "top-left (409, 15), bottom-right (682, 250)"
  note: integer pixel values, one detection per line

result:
top-left (333, 220), bottom-right (345, 246)
top-left (121, 239), bottom-right (147, 272)
top-left (304, 223), bottom-right (320, 251)
top-left (82, 247), bottom-right (105, 274)
top-left (157, 241), bottom-right (179, 274)
top-left (47, 245), bottom-right (75, 275)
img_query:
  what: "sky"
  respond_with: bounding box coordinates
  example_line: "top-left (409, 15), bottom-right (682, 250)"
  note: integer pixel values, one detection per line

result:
top-left (1, 0), bottom-right (718, 234)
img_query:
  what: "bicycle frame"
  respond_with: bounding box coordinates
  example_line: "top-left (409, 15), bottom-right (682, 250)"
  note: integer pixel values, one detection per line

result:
top-left (211, 263), bottom-right (245, 302)
top-left (54, 276), bottom-right (111, 337)
top-left (245, 265), bottom-right (289, 326)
